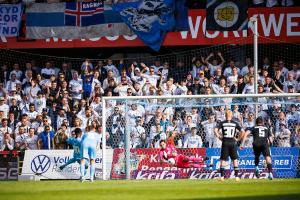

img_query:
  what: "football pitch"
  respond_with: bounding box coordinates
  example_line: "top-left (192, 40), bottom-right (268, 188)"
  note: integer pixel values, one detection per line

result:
top-left (1, 179), bottom-right (300, 200)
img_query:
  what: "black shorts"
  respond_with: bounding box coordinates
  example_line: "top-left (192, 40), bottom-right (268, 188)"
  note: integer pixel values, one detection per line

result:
top-left (253, 143), bottom-right (271, 157)
top-left (220, 142), bottom-right (238, 161)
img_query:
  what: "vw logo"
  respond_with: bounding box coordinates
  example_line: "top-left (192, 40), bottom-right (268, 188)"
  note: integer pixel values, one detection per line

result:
top-left (31, 155), bottom-right (51, 174)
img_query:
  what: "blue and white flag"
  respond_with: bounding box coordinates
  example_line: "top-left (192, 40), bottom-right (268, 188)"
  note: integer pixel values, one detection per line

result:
top-left (0, 3), bottom-right (23, 37)
top-left (25, 2), bottom-right (133, 39)
top-left (113, 0), bottom-right (176, 51)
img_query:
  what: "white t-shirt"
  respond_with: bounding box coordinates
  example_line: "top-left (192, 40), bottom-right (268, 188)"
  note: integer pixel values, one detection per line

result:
top-left (104, 65), bottom-right (120, 77)
top-left (5, 80), bottom-right (21, 92)
top-left (142, 74), bottom-right (160, 86)
top-left (41, 68), bottom-right (55, 76)
top-left (25, 135), bottom-right (38, 150)
top-left (15, 133), bottom-right (29, 150)
top-left (114, 85), bottom-right (132, 96)
top-left (242, 84), bottom-right (255, 94)
top-left (130, 125), bottom-right (145, 148)
top-left (69, 79), bottom-right (83, 99)
top-left (24, 86), bottom-right (41, 103)
top-left (184, 135), bottom-right (202, 148)
top-left (26, 111), bottom-right (38, 121)
top-left (10, 70), bottom-right (23, 80)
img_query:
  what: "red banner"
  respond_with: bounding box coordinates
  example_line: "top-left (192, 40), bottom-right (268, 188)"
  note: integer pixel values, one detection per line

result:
top-left (0, 7), bottom-right (299, 49)
top-left (110, 148), bottom-right (206, 180)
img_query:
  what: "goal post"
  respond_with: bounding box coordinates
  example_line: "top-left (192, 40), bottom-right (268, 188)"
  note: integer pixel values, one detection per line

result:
top-left (101, 93), bottom-right (300, 180)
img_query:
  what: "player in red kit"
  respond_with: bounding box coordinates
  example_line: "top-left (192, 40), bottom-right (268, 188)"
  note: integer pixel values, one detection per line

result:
top-left (159, 140), bottom-right (206, 168)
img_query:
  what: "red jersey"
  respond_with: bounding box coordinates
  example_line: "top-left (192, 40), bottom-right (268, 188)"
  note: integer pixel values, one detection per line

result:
top-left (159, 144), bottom-right (177, 161)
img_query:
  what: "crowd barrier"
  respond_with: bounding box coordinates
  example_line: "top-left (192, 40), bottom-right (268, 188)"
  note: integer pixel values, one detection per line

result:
top-left (1, 148), bottom-right (297, 180)
top-left (0, 151), bottom-right (18, 180)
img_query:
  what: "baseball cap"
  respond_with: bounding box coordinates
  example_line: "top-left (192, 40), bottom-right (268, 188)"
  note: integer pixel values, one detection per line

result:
top-left (42, 108), bottom-right (48, 112)
top-left (0, 97), bottom-right (4, 101)
top-left (135, 68), bottom-right (140, 71)
top-left (194, 77), bottom-right (200, 81)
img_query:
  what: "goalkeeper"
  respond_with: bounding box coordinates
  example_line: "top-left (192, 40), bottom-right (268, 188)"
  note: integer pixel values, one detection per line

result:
top-left (59, 128), bottom-right (88, 174)
top-left (159, 140), bottom-right (206, 168)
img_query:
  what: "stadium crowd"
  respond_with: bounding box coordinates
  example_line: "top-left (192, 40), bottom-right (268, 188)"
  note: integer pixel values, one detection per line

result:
top-left (0, 52), bottom-right (299, 151)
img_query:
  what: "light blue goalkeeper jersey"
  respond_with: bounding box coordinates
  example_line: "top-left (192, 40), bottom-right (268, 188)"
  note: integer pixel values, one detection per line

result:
top-left (80, 131), bottom-right (100, 160)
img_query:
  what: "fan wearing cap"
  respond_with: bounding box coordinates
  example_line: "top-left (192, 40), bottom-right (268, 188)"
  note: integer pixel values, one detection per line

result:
top-left (130, 65), bottom-right (145, 86)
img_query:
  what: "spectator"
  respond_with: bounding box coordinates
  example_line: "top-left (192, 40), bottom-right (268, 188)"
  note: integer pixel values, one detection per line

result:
top-left (0, 97), bottom-right (9, 118)
top-left (242, 76), bottom-right (255, 94)
top-left (130, 119), bottom-right (146, 148)
top-left (15, 126), bottom-right (28, 151)
top-left (205, 52), bottom-right (225, 76)
top-left (241, 58), bottom-right (253, 76)
top-left (104, 59), bottom-right (119, 77)
top-left (54, 125), bottom-right (68, 149)
top-left (184, 127), bottom-right (202, 148)
top-left (41, 62), bottom-right (55, 79)
top-left (0, 132), bottom-right (14, 151)
top-left (223, 60), bottom-right (240, 77)
top-left (276, 123), bottom-right (291, 147)
top-left (25, 128), bottom-right (38, 150)
top-left (201, 114), bottom-right (217, 148)
top-left (6, 73), bottom-right (21, 93)
top-left (114, 77), bottom-right (135, 97)
top-left (38, 125), bottom-right (55, 150)
top-left (69, 71), bottom-right (83, 103)
top-left (0, 118), bottom-right (12, 136)
top-left (10, 63), bottom-right (23, 81)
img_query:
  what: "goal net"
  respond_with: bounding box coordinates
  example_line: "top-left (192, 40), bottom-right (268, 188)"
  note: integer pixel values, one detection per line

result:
top-left (102, 93), bottom-right (300, 180)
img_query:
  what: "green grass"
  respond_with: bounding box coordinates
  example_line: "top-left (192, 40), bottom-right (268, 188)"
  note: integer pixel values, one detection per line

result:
top-left (0, 179), bottom-right (300, 200)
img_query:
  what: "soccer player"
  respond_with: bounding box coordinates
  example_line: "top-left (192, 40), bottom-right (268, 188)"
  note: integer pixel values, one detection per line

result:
top-left (214, 110), bottom-right (245, 182)
top-left (80, 124), bottom-right (100, 182)
top-left (159, 140), bottom-right (206, 168)
top-left (59, 128), bottom-right (88, 172)
top-left (241, 117), bottom-right (273, 180)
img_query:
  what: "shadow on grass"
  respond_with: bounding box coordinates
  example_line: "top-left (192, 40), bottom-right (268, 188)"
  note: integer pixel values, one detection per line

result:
top-left (173, 193), bottom-right (300, 200)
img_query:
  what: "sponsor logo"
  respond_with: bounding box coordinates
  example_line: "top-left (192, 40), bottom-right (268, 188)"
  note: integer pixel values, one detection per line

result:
top-left (31, 155), bottom-right (51, 174)
top-left (135, 170), bottom-right (177, 180)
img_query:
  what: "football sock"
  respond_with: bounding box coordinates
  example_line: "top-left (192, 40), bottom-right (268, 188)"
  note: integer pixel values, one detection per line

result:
top-left (234, 167), bottom-right (239, 177)
top-left (220, 167), bottom-right (225, 177)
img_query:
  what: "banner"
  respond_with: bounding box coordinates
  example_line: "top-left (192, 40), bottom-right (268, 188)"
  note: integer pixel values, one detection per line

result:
top-left (111, 148), bottom-right (206, 179)
top-left (22, 150), bottom-right (113, 180)
top-left (0, 151), bottom-right (18, 181)
top-left (205, 147), bottom-right (299, 178)
top-left (113, 0), bottom-right (176, 51)
top-left (111, 147), bottom-right (299, 180)
top-left (206, 0), bottom-right (248, 31)
top-left (2, 7), bottom-right (299, 48)
top-left (25, 2), bottom-right (132, 39)
top-left (0, 3), bottom-right (23, 37)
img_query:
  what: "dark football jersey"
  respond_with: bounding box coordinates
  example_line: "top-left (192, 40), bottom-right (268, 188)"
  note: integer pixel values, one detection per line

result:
top-left (217, 120), bottom-right (242, 142)
top-left (251, 126), bottom-right (271, 145)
